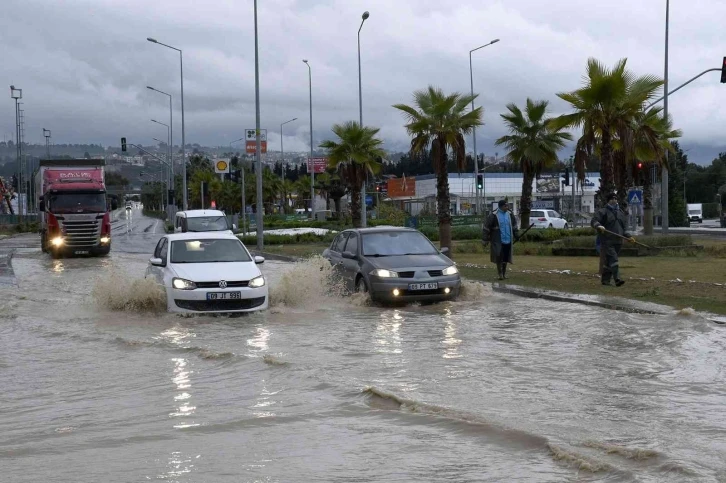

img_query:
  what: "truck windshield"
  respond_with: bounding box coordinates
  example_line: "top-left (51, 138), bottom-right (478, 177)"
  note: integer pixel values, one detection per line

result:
top-left (186, 216), bottom-right (229, 232)
top-left (49, 192), bottom-right (106, 214)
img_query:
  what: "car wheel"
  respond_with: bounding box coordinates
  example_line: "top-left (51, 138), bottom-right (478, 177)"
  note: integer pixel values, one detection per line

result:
top-left (355, 276), bottom-right (369, 294)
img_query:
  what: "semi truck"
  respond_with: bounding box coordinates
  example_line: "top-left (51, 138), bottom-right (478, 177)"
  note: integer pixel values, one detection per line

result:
top-left (35, 159), bottom-right (111, 258)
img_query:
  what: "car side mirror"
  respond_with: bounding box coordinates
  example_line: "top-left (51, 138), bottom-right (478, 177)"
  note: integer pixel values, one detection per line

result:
top-left (149, 257), bottom-right (164, 267)
top-left (341, 251), bottom-right (356, 259)
top-left (440, 247), bottom-right (450, 254)
top-left (254, 256), bottom-right (265, 264)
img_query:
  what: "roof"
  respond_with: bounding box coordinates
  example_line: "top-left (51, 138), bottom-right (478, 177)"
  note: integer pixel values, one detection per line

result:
top-left (345, 226), bottom-right (417, 234)
top-left (164, 232), bottom-right (239, 241)
top-left (175, 209), bottom-right (226, 217)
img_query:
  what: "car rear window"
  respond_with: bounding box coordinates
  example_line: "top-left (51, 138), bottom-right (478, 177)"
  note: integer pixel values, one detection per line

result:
top-left (530, 211), bottom-right (544, 218)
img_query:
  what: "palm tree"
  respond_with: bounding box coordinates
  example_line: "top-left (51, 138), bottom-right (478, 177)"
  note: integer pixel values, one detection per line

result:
top-left (294, 175), bottom-right (311, 211)
top-left (319, 121), bottom-right (385, 228)
top-left (552, 58), bottom-right (663, 207)
top-left (393, 86), bottom-right (483, 250)
top-left (280, 179), bottom-right (295, 214)
top-left (495, 99), bottom-right (572, 229)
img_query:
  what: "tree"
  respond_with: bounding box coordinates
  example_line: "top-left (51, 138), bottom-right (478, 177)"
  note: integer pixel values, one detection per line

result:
top-left (553, 58), bottom-right (663, 208)
top-left (393, 86), bottom-right (483, 250)
top-left (495, 99), bottom-right (572, 229)
top-left (319, 121), bottom-right (385, 227)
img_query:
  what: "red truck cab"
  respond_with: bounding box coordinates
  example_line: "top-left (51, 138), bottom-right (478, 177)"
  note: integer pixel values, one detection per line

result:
top-left (37, 160), bottom-right (111, 258)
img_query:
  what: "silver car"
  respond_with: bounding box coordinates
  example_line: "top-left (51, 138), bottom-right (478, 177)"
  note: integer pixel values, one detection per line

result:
top-left (322, 227), bottom-right (461, 303)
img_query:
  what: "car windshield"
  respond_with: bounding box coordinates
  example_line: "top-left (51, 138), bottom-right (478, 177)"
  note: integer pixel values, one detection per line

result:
top-left (185, 216), bottom-right (229, 232)
top-left (170, 239), bottom-right (252, 263)
top-left (48, 192), bottom-right (106, 214)
top-left (362, 231), bottom-right (437, 256)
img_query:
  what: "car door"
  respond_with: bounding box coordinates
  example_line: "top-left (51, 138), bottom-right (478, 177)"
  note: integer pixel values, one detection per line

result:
top-left (340, 232), bottom-right (360, 292)
top-left (547, 211), bottom-right (562, 228)
top-left (146, 237), bottom-right (168, 284)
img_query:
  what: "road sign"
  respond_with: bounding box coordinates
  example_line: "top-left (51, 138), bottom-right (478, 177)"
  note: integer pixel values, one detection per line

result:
top-left (245, 129), bottom-right (267, 154)
top-left (306, 157), bottom-right (327, 174)
top-left (214, 159), bottom-right (230, 174)
top-left (365, 194), bottom-right (373, 206)
top-left (628, 189), bottom-right (643, 205)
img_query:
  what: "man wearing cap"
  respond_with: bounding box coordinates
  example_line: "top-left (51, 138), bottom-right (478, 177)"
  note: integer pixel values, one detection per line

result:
top-left (482, 199), bottom-right (518, 280)
top-left (591, 193), bottom-right (636, 286)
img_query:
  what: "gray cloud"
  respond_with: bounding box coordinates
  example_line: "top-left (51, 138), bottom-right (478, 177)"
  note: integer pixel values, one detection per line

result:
top-left (2, 0), bottom-right (725, 162)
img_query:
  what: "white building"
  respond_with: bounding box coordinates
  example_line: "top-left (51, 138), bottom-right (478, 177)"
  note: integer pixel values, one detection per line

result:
top-left (390, 172), bottom-right (600, 216)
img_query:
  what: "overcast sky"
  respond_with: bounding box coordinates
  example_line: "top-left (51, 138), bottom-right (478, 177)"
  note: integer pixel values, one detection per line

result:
top-left (2, 0), bottom-right (725, 164)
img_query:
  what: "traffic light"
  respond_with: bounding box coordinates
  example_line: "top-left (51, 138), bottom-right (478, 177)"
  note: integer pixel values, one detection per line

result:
top-left (637, 162), bottom-right (643, 170)
top-left (121, 137), bottom-right (127, 152)
top-left (230, 169), bottom-right (241, 183)
top-left (562, 168), bottom-right (570, 187)
top-left (721, 56), bottom-right (726, 83)
top-left (476, 174), bottom-right (483, 190)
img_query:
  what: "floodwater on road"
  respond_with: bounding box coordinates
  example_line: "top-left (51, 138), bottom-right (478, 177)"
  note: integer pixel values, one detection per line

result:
top-left (1, 212), bottom-right (725, 482)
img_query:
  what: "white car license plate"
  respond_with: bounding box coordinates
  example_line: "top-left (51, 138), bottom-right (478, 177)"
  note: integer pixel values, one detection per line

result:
top-left (74, 250), bottom-right (89, 255)
top-left (408, 283), bottom-right (438, 291)
top-left (206, 292), bottom-right (241, 301)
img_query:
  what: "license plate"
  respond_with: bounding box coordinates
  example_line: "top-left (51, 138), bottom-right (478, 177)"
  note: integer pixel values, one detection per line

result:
top-left (74, 250), bottom-right (89, 255)
top-left (206, 291), bottom-right (241, 301)
top-left (408, 283), bottom-right (438, 291)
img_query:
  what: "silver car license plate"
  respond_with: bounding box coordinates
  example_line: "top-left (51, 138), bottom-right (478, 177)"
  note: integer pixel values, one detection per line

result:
top-left (74, 250), bottom-right (89, 255)
top-left (408, 283), bottom-right (438, 291)
top-left (206, 292), bottom-right (241, 300)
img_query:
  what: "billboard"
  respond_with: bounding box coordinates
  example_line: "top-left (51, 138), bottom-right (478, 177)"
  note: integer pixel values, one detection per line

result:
top-left (387, 176), bottom-right (416, 198)
top-left (536, 174), bottom-right (560, 193)
top-left (245, 129), bottom-right (267, 154)
top-left (306, 157), bottom-right (328, 174)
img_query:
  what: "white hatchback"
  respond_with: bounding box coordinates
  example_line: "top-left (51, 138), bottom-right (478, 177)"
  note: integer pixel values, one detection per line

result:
top-left (529, 209), bottom-right (569, 229)
top-left (145, 232), bottom-right (268, 314)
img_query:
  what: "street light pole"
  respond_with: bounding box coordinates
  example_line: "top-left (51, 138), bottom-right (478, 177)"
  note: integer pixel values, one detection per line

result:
top-left (468, 39), bottom-right (500, 216)
top-left (254, 0), bottom-right (264, 250)
top-left (230, 137), bottom-right (245, 233)
top-left (661, 0), bottom-right (670, 233)
top-left (358, 11), bottom-right (369, 227)
top-left (147, 86), bottom-right (173, 205)
top-left (303, 60), bottom-right (315, 221)
top-left (10, 86), bottom-right (22, 219)
top-left (152, 137), bottom-right (168, 207)
top-left (147, 37), bottom-right (187, 210)
top-left (151, 119), bottom-right (171, 214)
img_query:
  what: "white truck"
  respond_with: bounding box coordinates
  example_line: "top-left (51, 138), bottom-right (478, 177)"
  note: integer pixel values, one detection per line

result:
top-left (687, 203), bottom-right (703, 224)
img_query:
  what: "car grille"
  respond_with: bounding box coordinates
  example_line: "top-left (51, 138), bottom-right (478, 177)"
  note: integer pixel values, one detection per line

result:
top-left (174, 296), bottom-right (266, 311)
top-left (61, 219), bottom-right (100, 248)
top-left (195, 280), bottom-right (250, 289)
top-left (397, 271), bottom-right (416, 278)
top-left (427, 270), bottom-right (444, 277)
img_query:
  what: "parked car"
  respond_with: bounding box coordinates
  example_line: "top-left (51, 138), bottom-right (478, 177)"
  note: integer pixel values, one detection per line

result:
top-left (145, 232), bottom-right (267, 313)
top-left (173, 209), bottom-right (236, 233)
top-left (322, 227), bottom-right (461, 303)
top-left (529, 209), bottom-right (569, 229)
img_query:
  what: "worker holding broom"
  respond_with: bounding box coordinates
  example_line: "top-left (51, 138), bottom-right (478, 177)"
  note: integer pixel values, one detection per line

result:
top-left (591, 193), bottom-right (636, 287)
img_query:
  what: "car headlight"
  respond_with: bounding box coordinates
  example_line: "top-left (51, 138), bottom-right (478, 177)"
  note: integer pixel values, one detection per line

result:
top-left (172, 278), bottom-right (196, 290)
top-left (370, 269), bottom-right (398, 278)
top-left (249, 275), bottom-right (265, 288)
top-left (443, 265), bottom-right (458, 276)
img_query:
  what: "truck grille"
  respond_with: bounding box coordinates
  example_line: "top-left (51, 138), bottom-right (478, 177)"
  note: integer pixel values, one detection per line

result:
top-left (61, 220), bottom-right (100, 248)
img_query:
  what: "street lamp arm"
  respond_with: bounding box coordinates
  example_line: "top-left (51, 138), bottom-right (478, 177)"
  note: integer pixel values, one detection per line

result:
top-left (646, 67), bottom-right (721, 110)
top-left (147, 37), bottom-right (181, 52)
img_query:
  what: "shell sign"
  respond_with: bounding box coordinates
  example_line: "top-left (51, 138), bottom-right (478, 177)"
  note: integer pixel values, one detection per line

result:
top-left (387, 176), bottom-right (416, 198)
top-left (214, 159), bottom-right (230, 174)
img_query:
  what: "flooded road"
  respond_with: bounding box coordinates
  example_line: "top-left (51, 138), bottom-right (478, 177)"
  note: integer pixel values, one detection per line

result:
top-left (1, 210), bottom-right (724, 482)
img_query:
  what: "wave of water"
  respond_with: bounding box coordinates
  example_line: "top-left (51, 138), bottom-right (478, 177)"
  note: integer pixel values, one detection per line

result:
top-left (91, 270), bottom-right (166, 312)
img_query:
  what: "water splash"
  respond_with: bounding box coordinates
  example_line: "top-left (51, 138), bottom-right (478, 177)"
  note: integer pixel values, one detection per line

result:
top-left (458, 280), bottom-right (493, 301)
top-left (91, 271), bottom-right (166, 312)
top-left (262, 354), bottom-right (289, 366)
top-left (675, 307), bottom-right (696, 317)
top-left (269, 255), bottom-right (347, 308)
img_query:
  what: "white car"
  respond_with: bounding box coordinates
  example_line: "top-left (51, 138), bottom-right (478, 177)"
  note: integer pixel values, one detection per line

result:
top-left (145, 232), bottom-right (268, 314)
top-left (173, 209), bottom-right (235, 234)
top-left (529, 209), bottom-right (569, 229)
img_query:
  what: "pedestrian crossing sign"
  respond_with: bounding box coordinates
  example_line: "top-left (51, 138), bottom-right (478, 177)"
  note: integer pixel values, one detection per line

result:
top-left (628, 190), bottom-right (643, 205)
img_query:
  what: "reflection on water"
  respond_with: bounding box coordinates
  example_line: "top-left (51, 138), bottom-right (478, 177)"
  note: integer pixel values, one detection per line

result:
top-left (52, 260), bottom-right (64, 273)
top-left (158, 451), bottom-right (198, 481)
top-left (252, 382), bottom-right (278, 419)
top-left (442, 308), bottom-right (462, 360)
top-left (375, 310), bottom-right (403, 355)
top-left (247, 326), bottom-right (270, 352)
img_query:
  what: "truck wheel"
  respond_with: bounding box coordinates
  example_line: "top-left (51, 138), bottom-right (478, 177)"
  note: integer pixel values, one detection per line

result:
top-left (40, 231), bottom-right (48, 253)
top-left (96, 246), bottom-right (111, 257)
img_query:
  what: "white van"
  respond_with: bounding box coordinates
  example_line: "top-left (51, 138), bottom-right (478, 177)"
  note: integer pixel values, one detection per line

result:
top-left (687, 203), bottom-right (703, 224)
top-left (174, 210), bottom-right (236, 233)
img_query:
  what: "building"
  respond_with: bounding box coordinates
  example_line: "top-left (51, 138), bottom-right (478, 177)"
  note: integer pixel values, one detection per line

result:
top-left (386, 172), bottom-right (601, 217)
